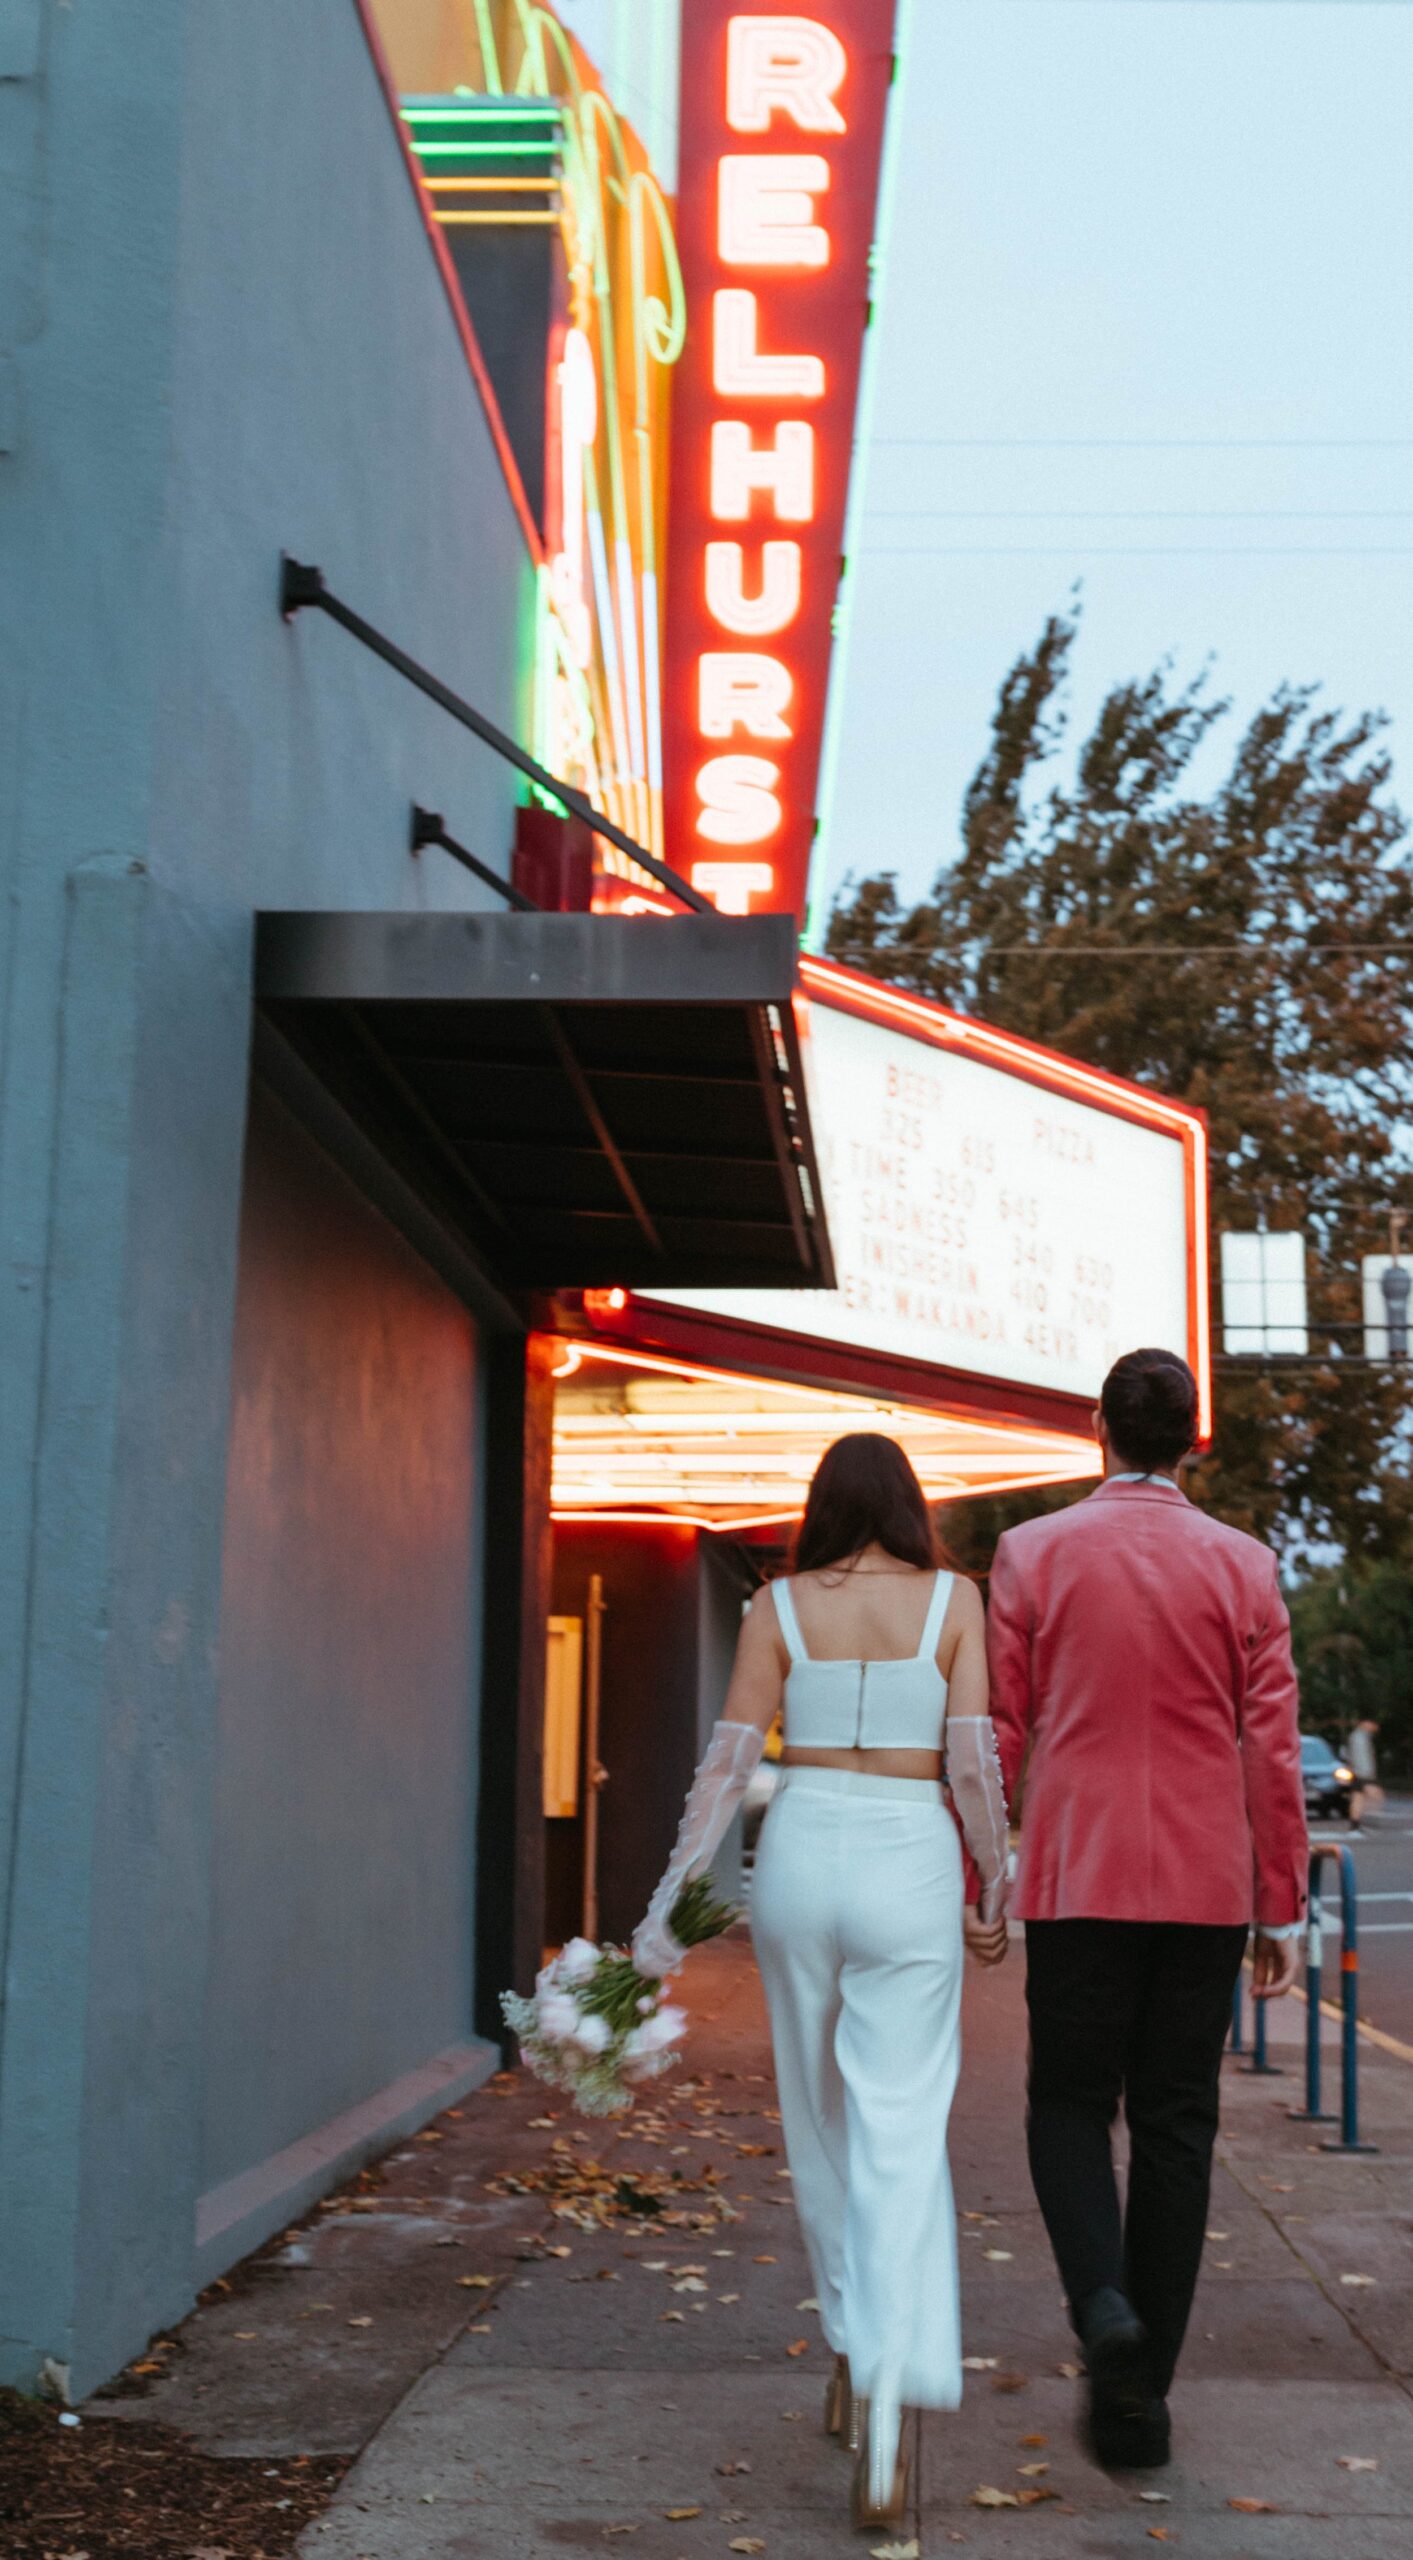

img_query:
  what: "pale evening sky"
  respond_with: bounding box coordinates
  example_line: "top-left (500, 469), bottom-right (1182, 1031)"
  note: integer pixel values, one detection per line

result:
top-left (816, 0), bottom-right (1413, 926)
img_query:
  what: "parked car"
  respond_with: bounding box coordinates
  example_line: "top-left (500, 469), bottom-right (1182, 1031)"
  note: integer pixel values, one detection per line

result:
top-left (1301, 1733), bottom-right (1356, 1822)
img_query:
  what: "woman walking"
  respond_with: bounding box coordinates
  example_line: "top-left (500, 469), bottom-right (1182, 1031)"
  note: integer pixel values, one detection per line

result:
top-left (632, 1434), bottom-right (1010, 2531)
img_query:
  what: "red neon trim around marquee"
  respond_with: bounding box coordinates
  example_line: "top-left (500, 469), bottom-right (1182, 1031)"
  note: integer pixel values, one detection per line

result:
top-left (799, 957), bottom-right (1214, 1440)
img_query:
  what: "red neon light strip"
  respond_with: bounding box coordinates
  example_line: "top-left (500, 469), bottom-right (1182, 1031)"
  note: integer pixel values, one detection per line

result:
top-left (801, 956), bottom-right (1195, 1135)
top-left (350, 0), bottom-right (546, 566)
top-left (554, 1335), bottom-right (1094, 1453)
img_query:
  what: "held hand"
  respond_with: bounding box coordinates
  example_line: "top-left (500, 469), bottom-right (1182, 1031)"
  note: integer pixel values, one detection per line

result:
top-left (1252, 1931), bottom-right (1301, 1999)
top-left (964, 1907), bottom-right (1008, 1968)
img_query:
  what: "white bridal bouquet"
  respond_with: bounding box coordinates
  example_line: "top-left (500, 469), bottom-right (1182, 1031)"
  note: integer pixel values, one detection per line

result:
top-left (501, 1878), bottom-right (738, 2116)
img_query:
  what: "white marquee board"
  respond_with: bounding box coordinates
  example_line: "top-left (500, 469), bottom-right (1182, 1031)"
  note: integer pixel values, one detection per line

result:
top-left (648, 998), bottom-right (1193, 1404)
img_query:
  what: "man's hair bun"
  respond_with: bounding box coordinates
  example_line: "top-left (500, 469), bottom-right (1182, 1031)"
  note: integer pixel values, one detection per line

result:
top-left (1100, 1348), bottom-right (1198, 1470)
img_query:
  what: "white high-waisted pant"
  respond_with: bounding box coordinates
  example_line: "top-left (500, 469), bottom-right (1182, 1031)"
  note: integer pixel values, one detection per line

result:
top-left (750, 1766), bottom-right (965, 2411)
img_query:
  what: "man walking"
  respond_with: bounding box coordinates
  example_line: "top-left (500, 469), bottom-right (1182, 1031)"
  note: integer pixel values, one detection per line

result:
top-left (988, 1348), bottom-right (1307, 2470)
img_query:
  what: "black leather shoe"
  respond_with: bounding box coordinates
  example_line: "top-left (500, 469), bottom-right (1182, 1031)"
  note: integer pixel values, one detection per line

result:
top-left (1090, 2396), bottom-right (1172, 2472)
top-left (1076, 2288), bottom-right (1169, 2470)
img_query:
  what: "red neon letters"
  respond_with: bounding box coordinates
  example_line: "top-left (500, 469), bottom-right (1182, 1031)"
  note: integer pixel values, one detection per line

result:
top-left (664, 5), bottom-right (898, 923)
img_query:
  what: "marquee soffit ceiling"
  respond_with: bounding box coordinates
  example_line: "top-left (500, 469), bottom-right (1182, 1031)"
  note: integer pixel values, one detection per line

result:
top-left (255, 911), bottom-right (832, 1294)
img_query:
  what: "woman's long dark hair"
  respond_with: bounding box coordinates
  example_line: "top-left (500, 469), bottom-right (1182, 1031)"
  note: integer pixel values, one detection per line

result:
top-left (790, 1433), bottom-right (946, 1575)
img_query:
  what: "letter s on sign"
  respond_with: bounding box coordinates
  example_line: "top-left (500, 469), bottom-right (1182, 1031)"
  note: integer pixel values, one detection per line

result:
top-left (694, 754), bottom-right (784, 845)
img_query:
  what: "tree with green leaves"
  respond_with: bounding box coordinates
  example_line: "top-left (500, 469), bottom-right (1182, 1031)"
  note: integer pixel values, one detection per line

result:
top-left (828, 606), bottom-right (1413, 1564)
top-left (1290, 1563), bottom-right (1413, 1778)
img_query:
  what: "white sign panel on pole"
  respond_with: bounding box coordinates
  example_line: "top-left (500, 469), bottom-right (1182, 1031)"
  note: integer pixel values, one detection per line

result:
top-left (647, 991), bottom-right (1196, 1406)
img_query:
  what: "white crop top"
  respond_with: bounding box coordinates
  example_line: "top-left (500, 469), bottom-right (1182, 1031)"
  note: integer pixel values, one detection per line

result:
top-left (773, 1571), bottom-right (953, 1751)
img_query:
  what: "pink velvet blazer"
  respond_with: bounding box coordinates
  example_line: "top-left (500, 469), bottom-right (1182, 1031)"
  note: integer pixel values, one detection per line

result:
top-left (987, 1478), bottom-right (1308, 1929)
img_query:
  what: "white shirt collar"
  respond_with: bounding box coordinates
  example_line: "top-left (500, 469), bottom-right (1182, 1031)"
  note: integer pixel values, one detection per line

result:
top-left (1108, 1471), bottom-right (1184, 1492)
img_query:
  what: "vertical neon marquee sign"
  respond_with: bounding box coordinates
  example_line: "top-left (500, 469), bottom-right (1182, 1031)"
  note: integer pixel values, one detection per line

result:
top-left (664, 5), bottom-right (898, 924)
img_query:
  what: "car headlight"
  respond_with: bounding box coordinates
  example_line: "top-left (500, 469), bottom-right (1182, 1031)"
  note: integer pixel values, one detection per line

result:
top-left (1333, 1764), bottom-right (1354, 1785)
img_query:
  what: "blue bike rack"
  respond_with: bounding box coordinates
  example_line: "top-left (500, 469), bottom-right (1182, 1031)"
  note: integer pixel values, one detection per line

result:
top-left (1288, 1845), bottom-right (1377, 2154)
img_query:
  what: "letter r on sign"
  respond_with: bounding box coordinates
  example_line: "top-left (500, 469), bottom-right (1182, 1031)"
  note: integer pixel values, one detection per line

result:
top-left (699, 653), bottom-right (794, 739)
top-left (726, 16), bottom-right (848, 133)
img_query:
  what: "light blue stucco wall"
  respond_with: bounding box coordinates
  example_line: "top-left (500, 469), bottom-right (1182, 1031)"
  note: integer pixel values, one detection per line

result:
top-left (0, 0), bottom-right (536, 2393)
top-left (203, 1084), bottom-right (483, 2193)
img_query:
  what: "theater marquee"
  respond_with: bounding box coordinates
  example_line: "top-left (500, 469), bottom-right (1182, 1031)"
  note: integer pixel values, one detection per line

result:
top-left (663, 3), bottom-right (899, 927)
top-left (639, 957), bottom-right (1213, 1438)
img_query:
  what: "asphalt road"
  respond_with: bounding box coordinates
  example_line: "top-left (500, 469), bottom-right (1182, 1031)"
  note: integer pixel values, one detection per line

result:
top-left (1309, 1794), bottom-right (1413, 2049)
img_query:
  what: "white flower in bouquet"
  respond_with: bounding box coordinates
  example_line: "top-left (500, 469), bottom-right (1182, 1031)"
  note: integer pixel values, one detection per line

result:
top-left (535, 1988), bottom-right (581, 2043)
top-left (626, 2005), bottom-right (687, 2059)
top-left (500, 1879), bottom-right (739, 2118)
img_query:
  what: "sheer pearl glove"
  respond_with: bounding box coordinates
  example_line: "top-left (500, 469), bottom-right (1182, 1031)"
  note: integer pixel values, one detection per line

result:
top-left (945, 1714), bottom-right (1011, 1924)
top-left (631, 1720), bottom-right (765, 1978)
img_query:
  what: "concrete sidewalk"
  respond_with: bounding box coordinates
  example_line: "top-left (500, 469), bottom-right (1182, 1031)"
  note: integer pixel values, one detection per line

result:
top-left (103, 1934), bottom-right (1413, 2557)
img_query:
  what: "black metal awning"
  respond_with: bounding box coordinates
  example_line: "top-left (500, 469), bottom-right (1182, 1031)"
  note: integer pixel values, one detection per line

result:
top-left (256, 910), bottom-right (833, 1292)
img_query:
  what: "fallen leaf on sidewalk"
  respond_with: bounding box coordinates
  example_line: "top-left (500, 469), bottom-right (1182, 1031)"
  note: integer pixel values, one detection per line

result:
top-left (1056, 2361), bottom-right (1083, 2379)
top-left (786, 2338), bottom-right (810, 2356)
top-left (963, 2212), bottom-right (1002, 2226)
top-left (983, 2250), bottom-right (1013, 2263)
top-left (728, 2540), bottom-right (765, 2554)
top-left (1017, 2488), bottom-right (1060, 2506)
top-left (779, 2410), bottom-right (804, 2422)
top-left (1337, 2456), bottom-right (1379, 2471)
top-left (661, 2311), bottom-right (686, 2323)
top-left (1017, 2462), bottom-right (1049, 2476)
top-left (1229, 2498), bottom-right (1278, 2514)
top-left (1138, 2491), bottom-right (1171, 2504)
top-left (970, 2486), bottom-right (1019, 2508)
top-left (346, 2318), bottom-right (373, 2329)
top-left (1340, 2273), bottom-right (1376, 2288)
top-left (602, 2526), bottom-right (639, 2538)
top-left (991, 2372), bottom-right (1028, 2393)
top-left (869, 2540), bottom-right (920, 2558)
top-left (1019, 2434), bottom-right (1047, 2448)
top-left (456, 2273), bottom-right (495, 2287)
top-left (796, 2296), bottom-right (819, 2310)
top-left (716, 2459), bottom-right (752, 2475)
top-left (1147, 2530), bottom-right (1175, 2543)
top-left (1260, 2180), bottom-right (1295, 2193)
top-left (961, 2355), bottom-right (998, 2370)
top-left (718, 2292), bottom-right (741, 2304)
top-left (1206, 2230), bottom-right (1229, 2241)
top-left (467, 2321), bottom-right (491, 2333)
top-left (753, 2254), bottom-right (777, 2264)
top-left (665, 2507), bottom-right (702, 2520)
top-left (673, 2277), bottom-right (708, 2293)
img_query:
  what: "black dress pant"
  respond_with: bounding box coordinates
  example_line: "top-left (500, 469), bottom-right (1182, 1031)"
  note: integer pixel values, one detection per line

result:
top-left (1024, 1920), bottom-right (1248, 2397)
